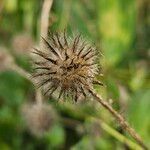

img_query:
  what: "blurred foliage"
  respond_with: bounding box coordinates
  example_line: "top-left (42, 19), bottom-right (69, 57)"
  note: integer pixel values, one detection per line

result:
top-left (0, 0), bottom-right (149, 149)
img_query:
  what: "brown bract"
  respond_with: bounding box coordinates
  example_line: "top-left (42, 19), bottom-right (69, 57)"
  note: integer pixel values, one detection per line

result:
top-left (32, 31), bottom-right (102, 102)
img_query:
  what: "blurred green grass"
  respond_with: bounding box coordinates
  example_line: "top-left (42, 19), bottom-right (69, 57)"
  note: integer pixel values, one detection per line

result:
top-left (0, 0), bottom-right (149, 149)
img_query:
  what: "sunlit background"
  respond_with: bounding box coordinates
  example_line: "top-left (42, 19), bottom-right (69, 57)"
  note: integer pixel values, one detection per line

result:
top-left (0, 0), bottom-right (149, 149)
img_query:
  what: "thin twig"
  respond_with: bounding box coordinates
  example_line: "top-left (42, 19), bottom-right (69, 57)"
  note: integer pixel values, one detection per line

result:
top-left (40, 0), bottom-right (53, 38)
top-left (87, 87), bottom-right (148, 150)
top-left (11, 64), bottom-right (32, 82)
top-left (11, 64), bottom-right (43, 104)
top-left (35, 0), bottom-right (53, 103)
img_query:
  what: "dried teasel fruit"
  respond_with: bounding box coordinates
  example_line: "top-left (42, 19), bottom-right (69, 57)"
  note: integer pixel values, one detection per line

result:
top-left (0, 47), bottom-right (14, 72)
top-left (32, 31), bottom-right (103, 102)
top-left (22, 103), bottom-right (57, 137)
top-left (12, 33), bottom-right (34, 55)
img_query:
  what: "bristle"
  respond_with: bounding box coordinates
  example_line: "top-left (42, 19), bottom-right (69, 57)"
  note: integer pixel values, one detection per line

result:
top-left (46, 86), bottom-right (58, 96)
top-left (72, 34), bottom-right (81, 52)
top-left (65, 51), bottom-right (69, 60)
top-left (75, 34), bottom-right (81, 45)
top-left (32, 48), bottom-right (42, 54)
top-left (81, 47), bottom-right (92, 58)
top-left (85, 53), bottom-right (96, 61)
top-left (58, 88), bottom-right (63, 99)
top-left (51, 33), bottom-right (58, 47)
top-left (34, 66), bottom-right (51, 70)
top-left (42, 37), bottom-right (59, 57)
top-left (80, 86), bottom-right (86, 98)
top-left (77, 74), bottom-right (86, 79)
top-left (55, 33), bottom-right (64, 49)
top-left (44, 85), bottom-right (55, 96)
top-left (34, 61), bottom-right (46, 66)
top-left (63, 30), bottom-right (68, 47)
top-left (33, 48), bottom-right (57, 65)
top-left (93, 80), bottom-right (103, 86)
top-left (77, 42), bottom-right (86, 56)
top-left (74, 88), bottom-right (78, 102)
top-left (37, 78), bottom-right (52, 89)
top-left (32, 71), bottom-right (56, 78)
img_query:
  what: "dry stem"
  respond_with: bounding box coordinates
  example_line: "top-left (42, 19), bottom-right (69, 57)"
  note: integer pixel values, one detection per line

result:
top-left (36, 0), bottom-right (54, 103)
top-left (40, 0), bottom-right (53, 38)
top-left (87, 87), bottom-right (148, 150)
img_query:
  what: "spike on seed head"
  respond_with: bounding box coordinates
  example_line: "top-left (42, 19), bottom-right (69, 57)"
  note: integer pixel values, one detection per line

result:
top-left (32, 31), bottom-right (101, 102)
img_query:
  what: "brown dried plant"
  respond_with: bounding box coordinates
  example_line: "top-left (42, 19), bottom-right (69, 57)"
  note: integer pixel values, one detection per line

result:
top-left (22, 103), bottom-right (57, 137)
top-left (4, 0), bottom-right (146, 148)
top-left (32, 31), bottom-right (103, 102)
top-left (31, 31), bottom-right (148, 149)
top-left (0, 47), bottom-right (14, 72)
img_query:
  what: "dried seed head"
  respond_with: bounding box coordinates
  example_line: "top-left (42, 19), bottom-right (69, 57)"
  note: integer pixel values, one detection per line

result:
top-left (32, 31), bottom-right (102, 102)
top-left (22, 103), bottom-right (57, 137)
top-left (0, 47), bottom-right (14, 72)
top-left (12, 33), bottom-right (34, 55)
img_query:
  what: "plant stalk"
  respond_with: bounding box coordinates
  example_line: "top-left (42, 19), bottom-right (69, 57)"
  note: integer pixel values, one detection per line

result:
top-left (87, 87), bottom-right (148, 150)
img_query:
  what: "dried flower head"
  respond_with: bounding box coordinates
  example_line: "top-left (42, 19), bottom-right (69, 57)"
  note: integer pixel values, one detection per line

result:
top-left (0, 47), bottom-right (14, 72)
top-left (22, 103), bottom-right (57, 137)
top-left (32, 31), bottom-right (102, 102)
top-left (12, 33), bottom-right (34, 55)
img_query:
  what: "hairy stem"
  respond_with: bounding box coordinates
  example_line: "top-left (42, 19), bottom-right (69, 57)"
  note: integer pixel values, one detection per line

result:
top-left (87, 87), bottom-right (148, 150)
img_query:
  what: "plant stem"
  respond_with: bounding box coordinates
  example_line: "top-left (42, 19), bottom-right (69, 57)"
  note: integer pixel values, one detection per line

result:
top-left (40, 0), bottom-right (53, 38)
top-left (87, 87), bottom-right (148, 150)
top-left (61, 116), bottom-right (143, 150)
top-left (11, 64), bottom-right (43, 104)
top-left (90, 117), bottom-right (143, 150)
top-left (12, 64), bottom-right (32, 82)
